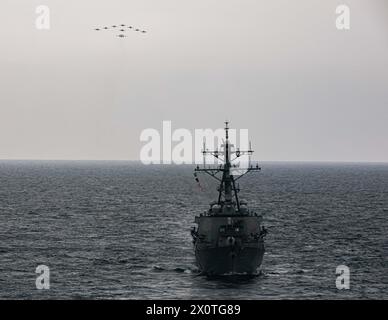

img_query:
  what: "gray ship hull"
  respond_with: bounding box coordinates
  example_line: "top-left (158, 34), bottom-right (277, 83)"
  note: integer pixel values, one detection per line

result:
top-left (195, 242), bottom-right (264, 275)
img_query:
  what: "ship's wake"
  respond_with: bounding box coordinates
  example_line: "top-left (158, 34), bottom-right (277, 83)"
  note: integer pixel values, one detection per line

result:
top-left (152, 265), bottom-right (264, 282)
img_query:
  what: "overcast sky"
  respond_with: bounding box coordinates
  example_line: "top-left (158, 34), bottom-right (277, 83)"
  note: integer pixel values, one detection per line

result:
top-left (0, 0), bottom-right (387, 161)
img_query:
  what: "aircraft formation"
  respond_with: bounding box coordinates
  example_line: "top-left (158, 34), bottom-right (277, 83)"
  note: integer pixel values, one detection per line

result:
top-left (94, 24), bottom-right (147, 38)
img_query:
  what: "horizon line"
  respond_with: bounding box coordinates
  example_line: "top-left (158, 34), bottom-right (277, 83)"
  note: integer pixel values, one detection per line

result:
top-left (0, 159), bottom-right (387, 165)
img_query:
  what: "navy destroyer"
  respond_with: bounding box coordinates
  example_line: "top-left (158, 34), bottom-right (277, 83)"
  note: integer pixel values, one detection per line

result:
top-left (191, 122), bottom-right (266, 275)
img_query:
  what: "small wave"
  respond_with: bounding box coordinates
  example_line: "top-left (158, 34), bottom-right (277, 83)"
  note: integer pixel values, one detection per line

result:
top-left (152, 265), bottom-right (165, 271)
top-left (92, 258), bottom-right (112, 265)
top-left (118, 258), bottom-right (128, 264)
top-left (295, 269), bottom-right (312, 274)
top-left (152, 265), bottom-right (199, 274)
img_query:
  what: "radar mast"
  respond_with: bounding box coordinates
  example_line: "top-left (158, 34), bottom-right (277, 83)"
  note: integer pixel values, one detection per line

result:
top-left (195, 121), bottom-right (260, 215)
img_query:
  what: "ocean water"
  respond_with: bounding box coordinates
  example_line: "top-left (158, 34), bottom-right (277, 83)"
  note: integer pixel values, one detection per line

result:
top-left (0, 160), bottom-right (387, 299)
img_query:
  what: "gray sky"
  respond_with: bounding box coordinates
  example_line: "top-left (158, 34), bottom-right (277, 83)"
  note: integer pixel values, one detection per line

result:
top-left (0, 0), bottom-right (387, 161)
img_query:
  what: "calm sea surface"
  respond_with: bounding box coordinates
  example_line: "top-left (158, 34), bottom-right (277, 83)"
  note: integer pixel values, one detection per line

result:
top-left (0, 161), bottom-right (387, 299)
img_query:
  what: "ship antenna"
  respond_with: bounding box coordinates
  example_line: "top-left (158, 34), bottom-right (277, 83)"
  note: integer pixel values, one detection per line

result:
top-left (194, 121), bottom-right (260, 216)
top-left (249, 140), bottom-right (252, 168)
top-left (225, 121), bottom-right (229, 165)
top-left (223, 121), bottom-right (233, 204)
top-left (202, 137), bottom-right (206, 167)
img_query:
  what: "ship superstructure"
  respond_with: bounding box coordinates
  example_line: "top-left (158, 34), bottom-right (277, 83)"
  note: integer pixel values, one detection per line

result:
top-left (191, 122), bottom-right (266, 275)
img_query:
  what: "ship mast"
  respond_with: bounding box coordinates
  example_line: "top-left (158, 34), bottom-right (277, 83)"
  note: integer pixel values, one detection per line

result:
top-left (195, 121), bottom-right (260, 214)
